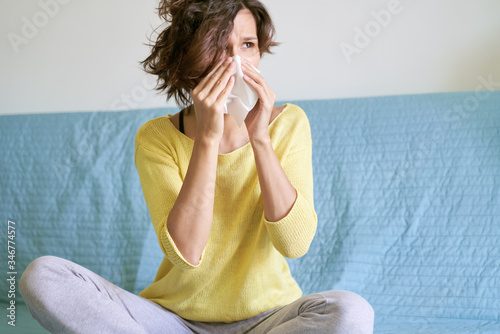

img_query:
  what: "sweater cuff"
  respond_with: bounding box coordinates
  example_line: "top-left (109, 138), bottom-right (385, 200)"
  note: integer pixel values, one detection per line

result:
top-left (160, 226), bottom-right (206, 270)
top-left (263, 189), bottom-right (317, 259)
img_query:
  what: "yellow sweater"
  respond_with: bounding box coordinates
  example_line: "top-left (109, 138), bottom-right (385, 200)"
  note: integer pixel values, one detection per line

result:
top-left (134, 103), bottom-right (317, 323)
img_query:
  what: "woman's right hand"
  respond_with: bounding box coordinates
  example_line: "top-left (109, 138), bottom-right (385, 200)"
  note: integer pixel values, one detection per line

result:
top-left (191, 57), bottom-right (236, 143)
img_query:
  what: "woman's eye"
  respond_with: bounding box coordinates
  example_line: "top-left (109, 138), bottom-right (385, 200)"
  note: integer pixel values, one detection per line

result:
top-left (243, 42), bottom-right (255, 48)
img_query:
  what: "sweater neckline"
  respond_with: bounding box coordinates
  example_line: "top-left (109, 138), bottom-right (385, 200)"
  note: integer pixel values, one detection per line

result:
top-left (166, 103), bottom-right (291, 157)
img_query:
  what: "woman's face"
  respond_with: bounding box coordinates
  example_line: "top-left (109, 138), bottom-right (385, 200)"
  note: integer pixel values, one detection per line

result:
top-left (226, 9), bottom-right (260, 68)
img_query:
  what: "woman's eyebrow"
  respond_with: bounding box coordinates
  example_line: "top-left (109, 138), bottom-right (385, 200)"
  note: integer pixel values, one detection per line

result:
top-left (242, 36), bottom-right (258, 41)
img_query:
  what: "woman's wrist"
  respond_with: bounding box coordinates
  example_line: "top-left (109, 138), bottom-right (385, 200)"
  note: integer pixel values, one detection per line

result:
top-left (250, 132), bottom-right (271, 147)
top-left (195, 133), bottom-right (221, 148)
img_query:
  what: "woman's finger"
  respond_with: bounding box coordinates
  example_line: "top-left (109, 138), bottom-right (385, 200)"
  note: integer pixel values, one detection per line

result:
top-left (208, 60), bottom-right (236, 99)
top-left (215, 76), bottom-right (235, 105)
top-left (242, 70), bottom-right (266, 96)
top-left (197, 58), bottom-right (234, 99)
top-left (241, 61), bottom-right (260, 75)
top-left (241, 63), bottom-right (268, 88)
top-left (193, 58), bottom-right (225, 95)
top-left (242, 69), bottom-right (276, 107)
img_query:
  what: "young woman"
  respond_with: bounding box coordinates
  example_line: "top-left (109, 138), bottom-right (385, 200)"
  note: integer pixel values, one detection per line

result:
top-left (20, 1), bottom-right (374, 333)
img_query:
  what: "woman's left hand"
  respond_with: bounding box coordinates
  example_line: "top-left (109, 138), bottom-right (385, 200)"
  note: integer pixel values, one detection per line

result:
top-left (242, 61), bottom-right (276, 142)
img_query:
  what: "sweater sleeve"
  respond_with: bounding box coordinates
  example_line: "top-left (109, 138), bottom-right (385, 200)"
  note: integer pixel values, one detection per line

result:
top-left (263, 110), bottom-right (318, 259)
top-left (134, 128), bottom-right (206, 270)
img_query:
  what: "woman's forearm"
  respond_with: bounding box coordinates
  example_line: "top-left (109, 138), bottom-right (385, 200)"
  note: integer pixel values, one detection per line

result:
top-left (250, 136), bottom-right (297, 222)
top-left (167, 137), bottom-right (219, 265)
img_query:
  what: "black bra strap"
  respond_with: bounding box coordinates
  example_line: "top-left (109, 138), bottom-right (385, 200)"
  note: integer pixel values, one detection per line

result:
top-left (179, 108), bottom-right (185, 134)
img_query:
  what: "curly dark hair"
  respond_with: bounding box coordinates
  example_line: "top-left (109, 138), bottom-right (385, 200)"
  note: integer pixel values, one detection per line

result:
top-left (140, 0), bottom-right (279, 107)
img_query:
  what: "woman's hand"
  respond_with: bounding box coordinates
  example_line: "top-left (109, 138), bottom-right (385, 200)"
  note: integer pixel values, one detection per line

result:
top-left (191, 57), bottom-right (236, 143)
top-left (241, 60), bottom-right (276, 143)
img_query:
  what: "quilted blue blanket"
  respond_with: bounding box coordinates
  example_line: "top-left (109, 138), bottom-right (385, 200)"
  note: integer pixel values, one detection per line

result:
top-left (1, 91), bottom-right (499, 333)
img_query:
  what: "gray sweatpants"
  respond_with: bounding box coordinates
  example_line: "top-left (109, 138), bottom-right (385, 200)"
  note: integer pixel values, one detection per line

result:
top-left (19, 256), bottom-right (374, 334)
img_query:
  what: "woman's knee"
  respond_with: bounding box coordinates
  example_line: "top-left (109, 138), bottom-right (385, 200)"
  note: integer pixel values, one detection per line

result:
top-left (321, 290), bottom-right (374, 333)
top-left (19, 255), bottom-right (66, 302)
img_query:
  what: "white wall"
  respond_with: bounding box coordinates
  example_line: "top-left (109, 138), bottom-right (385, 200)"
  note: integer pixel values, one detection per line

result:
top-left (1, 0), bottom-right (499, 115)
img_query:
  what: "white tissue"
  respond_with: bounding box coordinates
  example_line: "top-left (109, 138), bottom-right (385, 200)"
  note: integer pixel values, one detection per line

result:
top-left (224, 55), bottom-right (260, 127)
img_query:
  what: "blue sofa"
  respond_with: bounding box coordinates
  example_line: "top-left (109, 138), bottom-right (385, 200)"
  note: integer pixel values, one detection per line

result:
top-left (1, 91), bottom-right (499, 333)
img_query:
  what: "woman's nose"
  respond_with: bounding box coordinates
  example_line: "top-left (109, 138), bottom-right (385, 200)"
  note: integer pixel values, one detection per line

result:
top-left (226, 46), bottom-right (240, 59)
